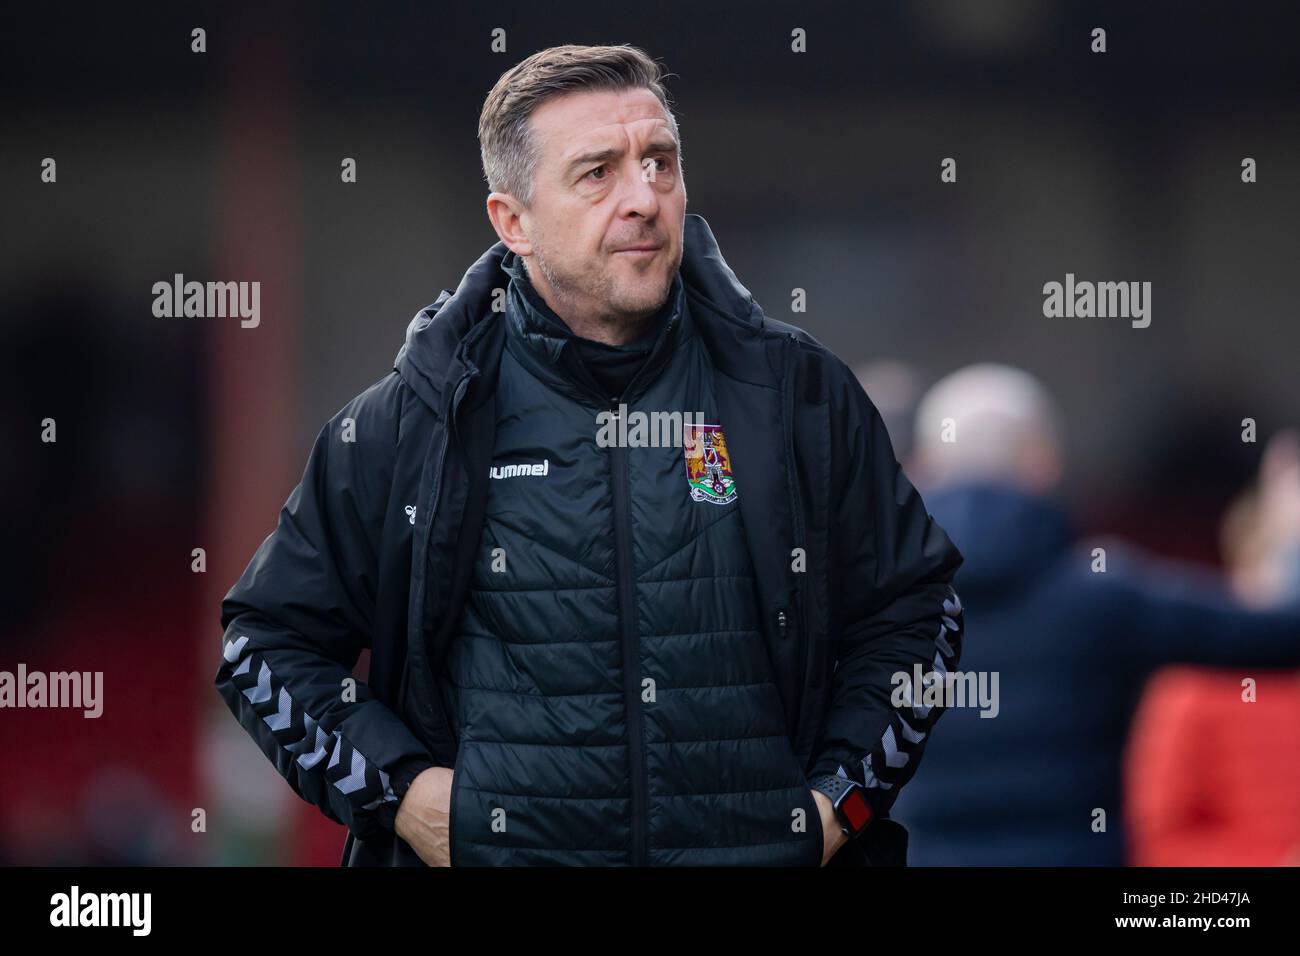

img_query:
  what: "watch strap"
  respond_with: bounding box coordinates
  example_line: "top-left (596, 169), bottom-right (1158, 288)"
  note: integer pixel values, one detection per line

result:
top-left (810, 773), bottom-right (874, 837)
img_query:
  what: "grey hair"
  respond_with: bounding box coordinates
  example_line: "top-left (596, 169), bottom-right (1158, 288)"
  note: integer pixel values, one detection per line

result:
top-left (478, 43), bottom-right (681, 207)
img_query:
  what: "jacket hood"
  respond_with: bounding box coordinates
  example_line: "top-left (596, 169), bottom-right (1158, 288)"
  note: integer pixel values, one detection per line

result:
top-left (924, 482), bottom-right (1074, 593)
top-left (393, 213), bottom-right (765, 413)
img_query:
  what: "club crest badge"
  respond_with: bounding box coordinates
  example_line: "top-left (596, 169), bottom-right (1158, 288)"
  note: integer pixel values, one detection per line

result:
top-left (683, 423), bottom-right (737, 505)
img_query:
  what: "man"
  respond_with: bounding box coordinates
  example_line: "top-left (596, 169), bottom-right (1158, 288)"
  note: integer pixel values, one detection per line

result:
top-left (889, 362), bottom-right (1300, 865)
top-left (215, 44), bottom-right (964, 867)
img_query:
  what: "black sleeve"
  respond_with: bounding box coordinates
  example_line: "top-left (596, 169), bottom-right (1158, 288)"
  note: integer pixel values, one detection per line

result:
top-left (214, 372), bottom-right (436, 841)
top-left (806, 356), bottom-right (966, 819)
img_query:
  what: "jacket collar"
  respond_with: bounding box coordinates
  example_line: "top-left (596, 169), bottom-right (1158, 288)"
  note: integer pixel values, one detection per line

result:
top-left (497, 248), bottom-right (686, 406)
top-left (393, 214), bottom-right (784, 415)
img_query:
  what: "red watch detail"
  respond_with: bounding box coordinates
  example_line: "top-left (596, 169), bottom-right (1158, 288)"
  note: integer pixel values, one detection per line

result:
top-left (841, 789), bottom-right (873, 832)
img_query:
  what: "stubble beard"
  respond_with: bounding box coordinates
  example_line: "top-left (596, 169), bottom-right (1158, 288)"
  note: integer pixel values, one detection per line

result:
top-left (530, 238), bottom-right (676, 336)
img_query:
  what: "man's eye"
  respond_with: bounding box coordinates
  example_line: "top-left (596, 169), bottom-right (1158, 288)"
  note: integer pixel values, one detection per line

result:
top-left (586, 165), bottom-right (608, 181)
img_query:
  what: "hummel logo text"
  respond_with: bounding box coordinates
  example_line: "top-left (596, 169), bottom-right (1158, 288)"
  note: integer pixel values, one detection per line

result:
top-left (489, 459), bottom-right (550, 479)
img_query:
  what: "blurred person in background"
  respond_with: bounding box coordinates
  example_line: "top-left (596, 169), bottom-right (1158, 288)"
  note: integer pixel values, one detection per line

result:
top-left (1124, 433), bottom-right (1300, 866)
top-left (887, 362), bottom-right (1300, 865)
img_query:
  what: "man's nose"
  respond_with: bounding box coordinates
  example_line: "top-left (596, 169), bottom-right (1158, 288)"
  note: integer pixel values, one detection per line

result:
top-left (617, 159), bottom-right (660, 219)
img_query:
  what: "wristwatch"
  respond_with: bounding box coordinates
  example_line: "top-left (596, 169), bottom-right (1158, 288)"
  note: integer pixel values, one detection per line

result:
top-left (809, 773), bottom-right (873, 839)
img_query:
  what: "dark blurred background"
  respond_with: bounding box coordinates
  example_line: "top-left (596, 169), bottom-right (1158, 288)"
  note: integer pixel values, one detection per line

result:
top-left (2, 0), bottom-right (1298, 864)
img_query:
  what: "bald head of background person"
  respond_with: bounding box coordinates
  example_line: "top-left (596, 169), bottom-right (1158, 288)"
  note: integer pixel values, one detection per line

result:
top-left (889, 361), bottom-right (1300, 865)
top-left (910, 362), bottom-right (1064, 496)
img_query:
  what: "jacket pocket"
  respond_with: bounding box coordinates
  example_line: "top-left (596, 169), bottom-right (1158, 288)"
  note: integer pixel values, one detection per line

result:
top-left (762, 638), bottom-right (822, 867)
top-left (447, 742), bottom-right (468, 867)
top-left (858, 817), bottom-right (909, 866)
top-left (799, 779), bottom-right (825, 866)
top-left (778, 734), bottom-right (823, 867)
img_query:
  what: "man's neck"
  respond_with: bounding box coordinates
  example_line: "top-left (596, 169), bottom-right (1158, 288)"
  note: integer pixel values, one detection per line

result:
top-left (524, 266), bottom-right (659, 347)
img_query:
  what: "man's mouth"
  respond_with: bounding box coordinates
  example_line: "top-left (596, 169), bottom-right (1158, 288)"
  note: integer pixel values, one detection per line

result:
top-left (612, 244), bottom-right (662, 259)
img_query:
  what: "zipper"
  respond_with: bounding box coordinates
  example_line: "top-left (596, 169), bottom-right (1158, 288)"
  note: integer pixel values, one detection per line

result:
top-left (775, 597), bottom-right (804, 737)
top-left (424, 370), bottom-right (473, 590)
top-left (413, 369), bottom-right (471, 740)
top-left (608, 394), bottom-right (649, 866)
top-left (430, 368), bottom-right (474, 865)
top-left (433, 369), bottom-right (470, 491)
top-left (780, 334), bottom-right (809, 752)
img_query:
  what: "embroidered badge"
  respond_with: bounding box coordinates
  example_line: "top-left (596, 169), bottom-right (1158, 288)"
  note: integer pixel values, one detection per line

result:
top-left (683, 423), bottom-right (737, 505)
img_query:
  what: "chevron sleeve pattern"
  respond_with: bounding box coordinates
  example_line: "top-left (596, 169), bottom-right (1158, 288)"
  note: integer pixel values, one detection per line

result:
top-left (214, 374), bottom-right (437, 841)
top-left (805, 357), bottom-right (967, 821)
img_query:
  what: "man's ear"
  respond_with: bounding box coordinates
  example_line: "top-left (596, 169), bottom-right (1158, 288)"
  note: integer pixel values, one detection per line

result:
top-left (486, 192), bottom-right (533, 256)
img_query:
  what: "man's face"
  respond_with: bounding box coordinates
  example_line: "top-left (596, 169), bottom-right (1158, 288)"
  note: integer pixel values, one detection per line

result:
top-left (502, 87), bottom-right (686, 326)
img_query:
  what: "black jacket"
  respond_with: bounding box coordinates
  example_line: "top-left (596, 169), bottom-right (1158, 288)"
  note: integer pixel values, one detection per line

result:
top-left (215, 214), bottom-right (965, 866)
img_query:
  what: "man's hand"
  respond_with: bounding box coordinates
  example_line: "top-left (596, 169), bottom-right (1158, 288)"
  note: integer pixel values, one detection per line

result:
top-left (394, 766), bottom-right (455, 866)
top-left (811, 788), bottom-right (848, 866)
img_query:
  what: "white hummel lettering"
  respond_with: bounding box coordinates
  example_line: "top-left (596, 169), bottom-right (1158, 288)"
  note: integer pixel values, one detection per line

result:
top-left (488, 458), bottom-right (550, 480)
